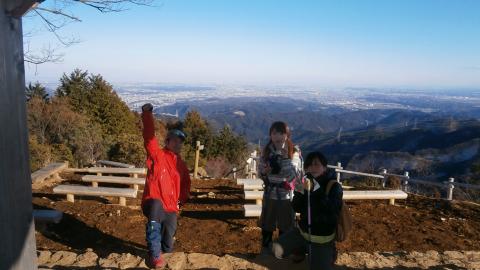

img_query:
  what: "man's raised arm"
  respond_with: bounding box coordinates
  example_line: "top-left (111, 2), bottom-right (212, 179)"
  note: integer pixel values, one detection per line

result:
top-left (141, 103), bottom-right (160, 157)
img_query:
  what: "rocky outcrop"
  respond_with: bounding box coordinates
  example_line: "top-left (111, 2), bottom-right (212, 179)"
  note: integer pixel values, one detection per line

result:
top-left (37, 250), bottom-right (480, 269)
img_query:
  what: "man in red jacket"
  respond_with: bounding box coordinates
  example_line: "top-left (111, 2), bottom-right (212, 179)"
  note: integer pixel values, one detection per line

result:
top-left (141, 103), bottom-right (191, 268)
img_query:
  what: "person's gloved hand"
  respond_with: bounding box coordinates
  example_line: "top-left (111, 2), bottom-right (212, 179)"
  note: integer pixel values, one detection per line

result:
top-left (303, 179), bottom-right (313, 191)
top-left (142, 103), bottom-right (153, 112)
top-left (260, 163), bottom-right (272, 176)
top-left (303, 173), bottom-right (314, 191)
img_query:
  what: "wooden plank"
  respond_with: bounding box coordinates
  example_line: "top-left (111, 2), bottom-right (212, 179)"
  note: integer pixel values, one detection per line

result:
top-left (82, 175), bottom-right (145, 185)
top-left (97, 160), bottom-right (135, 168)
top-left (31, 162), bottom-right (68, 183)
top-left (65, 168), bottom-right (90, 173)
top-left (83, 167), bottom-right (146, 175)
top-left (236, 178), bottom-right (263, 185)
top-left (343, 190), bottom-right (407, 200)
top-left (335, 169), bottom-right (385, 179)
top-left (66, 167), bottom-right (146, 175)
top-left (0, 2), bottom-right (37, 268)
top-left (244, 204), bottom-right (262, 217)
top-left (243, 190), bottom-right (407, 217)
top-left (33, 210), bottom-right (63, 224)
top-left (244, 190), bottom-right (408, 200)
top-left (243, 182), bottom-right (264, 190)
top-left (245, 191), bottom-right (264, 200)
top-left (53, 185), bottom-right (137, 198)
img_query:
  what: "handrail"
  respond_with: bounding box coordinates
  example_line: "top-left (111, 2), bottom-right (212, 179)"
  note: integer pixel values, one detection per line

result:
top-left (241, 155), bottom-right (480, 201)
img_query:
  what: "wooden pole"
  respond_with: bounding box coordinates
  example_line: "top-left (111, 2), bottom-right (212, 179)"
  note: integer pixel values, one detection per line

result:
top-left (0, 1), bottom-right (38, 268)
top-left (193, 141), bottom-right (204, 179)
top-left (381, 169), bottom-right (387, 188)
top-left (336, 162), bottom-right (342, 183)
top-left (403, 171), bottom-right (410, 193)
top-left (447, 177), bottom-right (455, 201)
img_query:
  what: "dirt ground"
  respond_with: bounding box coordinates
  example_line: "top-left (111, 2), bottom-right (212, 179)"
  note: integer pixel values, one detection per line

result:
top-left (33, 174), bottom-right (480, 258)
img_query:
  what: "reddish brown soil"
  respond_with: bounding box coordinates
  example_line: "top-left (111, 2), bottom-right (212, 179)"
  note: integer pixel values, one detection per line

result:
top-left (33, 175), bottom-right (480, 257)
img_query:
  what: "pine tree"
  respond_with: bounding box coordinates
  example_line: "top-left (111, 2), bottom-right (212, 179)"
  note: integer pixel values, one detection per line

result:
top-left (26, 82), bottom-right (49, 101)
top-left (56, 69), bottom-right (90, 114)
top-left (182, 110), bottom-right (214, 167)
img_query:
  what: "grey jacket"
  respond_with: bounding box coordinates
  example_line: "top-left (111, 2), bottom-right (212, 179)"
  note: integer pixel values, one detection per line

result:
top-left (260, 145), bottom-right (301, 200)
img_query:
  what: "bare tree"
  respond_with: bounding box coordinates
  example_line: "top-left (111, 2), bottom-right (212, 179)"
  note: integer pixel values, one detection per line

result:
top-left (23, 0), bottom-right (155, 65)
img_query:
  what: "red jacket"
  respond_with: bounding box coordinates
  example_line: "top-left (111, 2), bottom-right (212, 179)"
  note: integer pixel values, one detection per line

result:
top-left (141, 111), bottom-right (191, 212)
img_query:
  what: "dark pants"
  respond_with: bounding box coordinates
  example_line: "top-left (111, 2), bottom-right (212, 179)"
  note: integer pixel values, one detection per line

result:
top-left (142, 199), bottom-right (177, 258)
top-left (273, 227), bottom-right (337, 270)
top-left (260, 198), bottom-right (295, 247)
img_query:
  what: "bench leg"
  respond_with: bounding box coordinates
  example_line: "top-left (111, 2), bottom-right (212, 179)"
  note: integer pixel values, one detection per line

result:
top-left (132, 184), bottom-right (139, 191)
top-left (389, 198), bottom-right (395, 205)
top-left (119, 197), bottom-right (126, 206)
top-left (67, 194), bottom-right (74, 203)
top-left (97, 173), bottom-right (102, 176)
top-left (133, 173), bottom-right (138, 178)
top-left (92, 182), bottom-right (98, 187)
top-left (256, 199), bottom-right (262, 205)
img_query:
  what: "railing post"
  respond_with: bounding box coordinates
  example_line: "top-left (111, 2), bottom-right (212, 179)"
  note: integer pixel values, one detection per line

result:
top-left (447, 177), bottom-right (455, 201)
top-left (193, 141), bottom-right (204, 179)
top-left (336, 162), bottom-right (342, 183)
top-left (403, 171), bottom-right (409, 192)
top-left (381, 169), bottom-right (387, 188)
top-left (233, 167), bottom-right (237, 180)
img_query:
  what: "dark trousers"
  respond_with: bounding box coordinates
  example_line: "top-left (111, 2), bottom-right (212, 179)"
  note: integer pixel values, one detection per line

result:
top-left (142, 199), bottom-right (177, 258)
top-left (260, 198), bottom-right (295, 247)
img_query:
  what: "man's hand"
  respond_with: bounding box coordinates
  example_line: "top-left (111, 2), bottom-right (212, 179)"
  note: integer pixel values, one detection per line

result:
top-left (142, 103), bottom-right (153, 112)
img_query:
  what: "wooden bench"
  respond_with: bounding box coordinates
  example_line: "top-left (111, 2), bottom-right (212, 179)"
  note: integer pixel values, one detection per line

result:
top-left (31, 162), bottom-right (68, 183)
top-left (236, 178), bottom-right (263, 185)
top-left (66, 167), bottom-right (146, 177)
top-left (53, 185), bottom-right (137, 206)
top-left (242, 182), bottom-right (264, 190)
top-left (33, 210), bottom-right (63, 224)
top-left (243, 190), bottom-right (408, 217)
top-left (244, 190), bottom-right (264, 205)
top-left (343, 190), bottom-right (408, 203)
top-left (244, 190), bottom-right (407, 204)
top-left (96, 160), bottom-right (135, 168)
top-left (81, 175), bottom-right (145, 191)
top-left (237, 179), bottom-right (263, 191)
top-left (244, 204), bottom-right (263, 217)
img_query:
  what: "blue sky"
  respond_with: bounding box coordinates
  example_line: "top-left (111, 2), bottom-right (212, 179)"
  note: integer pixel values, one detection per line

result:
top-left (24, 0), bottom-right (480, 88)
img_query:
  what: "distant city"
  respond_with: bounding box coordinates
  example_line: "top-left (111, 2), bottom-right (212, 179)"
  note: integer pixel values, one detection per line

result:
top-left (110, 83), bottom-right (480, 114)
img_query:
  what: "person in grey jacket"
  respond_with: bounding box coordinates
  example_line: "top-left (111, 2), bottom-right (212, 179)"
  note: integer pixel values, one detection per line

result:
top-left (259, 121), bottom-right (300, 250)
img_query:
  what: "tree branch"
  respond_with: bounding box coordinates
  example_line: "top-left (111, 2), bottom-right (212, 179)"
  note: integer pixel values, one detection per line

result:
top-left (24, 0), bottom-right (155, 65)
top-left (72, 0), bottom-right (154, 12)
top-left (33, 9), bottom-right (80, 46)
top-left (35, 7), bottom-right (82, 22)
top-left (24, 44), bottom-right (64, 65)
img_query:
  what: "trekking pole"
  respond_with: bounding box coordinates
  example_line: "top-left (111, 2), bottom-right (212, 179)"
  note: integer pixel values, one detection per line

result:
top-left (306, 177), bottom-right (313, 269)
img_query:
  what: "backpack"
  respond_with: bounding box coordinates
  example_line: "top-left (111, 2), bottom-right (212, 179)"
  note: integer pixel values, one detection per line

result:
top-left (326, 180), bottom-right (352, 242)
